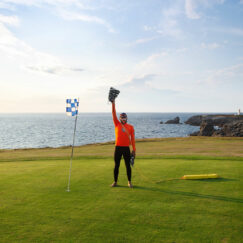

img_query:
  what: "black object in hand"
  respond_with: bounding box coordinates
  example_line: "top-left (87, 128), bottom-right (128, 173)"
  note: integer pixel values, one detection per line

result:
top-left (109, 87), bottom-right (120, 102)
top-left (130, 155), bottom-right (135, 167)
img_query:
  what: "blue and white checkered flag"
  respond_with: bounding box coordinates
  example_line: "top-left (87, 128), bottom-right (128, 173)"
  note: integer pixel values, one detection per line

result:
top-left (66, 99), bottom-right (79, 116)
top-left (66, 98), bottom-right (79, 192)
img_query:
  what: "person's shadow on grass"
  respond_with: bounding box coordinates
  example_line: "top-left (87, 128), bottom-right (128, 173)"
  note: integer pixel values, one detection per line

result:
top-left (133, 179), bottom-right (243, 204)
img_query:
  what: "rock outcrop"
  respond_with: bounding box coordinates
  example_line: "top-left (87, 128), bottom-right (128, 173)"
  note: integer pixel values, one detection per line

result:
top-left (185, 115), bottom-right (203, 126)
top-left (165, 117), bottom-right (180, 124)
top-left (185, 115), bottom-right (243, 127)
top-left (190, 120), bottom-right (243, 137)
top-left (198, 120), bottom-right (215, 136)
top-left (213, 121), bottom-right (243, 137)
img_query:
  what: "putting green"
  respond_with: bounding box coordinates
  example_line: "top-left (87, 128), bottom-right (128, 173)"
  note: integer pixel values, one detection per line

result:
top-left (0, 137), bottom-right (242, 243)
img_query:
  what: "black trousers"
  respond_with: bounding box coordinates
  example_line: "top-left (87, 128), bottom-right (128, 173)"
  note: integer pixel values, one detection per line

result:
top-left (114, 146), bottom-right (131, 182)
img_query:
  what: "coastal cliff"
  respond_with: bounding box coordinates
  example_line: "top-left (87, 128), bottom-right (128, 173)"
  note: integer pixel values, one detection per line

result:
top-left (186, 114), bottom-right (243, 137)
top-left (185, 114), bottom-right (243, 127)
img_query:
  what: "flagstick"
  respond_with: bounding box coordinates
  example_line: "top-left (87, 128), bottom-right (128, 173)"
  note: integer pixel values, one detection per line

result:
top-left (67, 99), bottom-right (79, 192)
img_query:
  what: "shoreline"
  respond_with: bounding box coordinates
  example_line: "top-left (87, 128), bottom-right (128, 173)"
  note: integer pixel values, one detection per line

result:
top-left (1, 136), bottom-right (243, 152)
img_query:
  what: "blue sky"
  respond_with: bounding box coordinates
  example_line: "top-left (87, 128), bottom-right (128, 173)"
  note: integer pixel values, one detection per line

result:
top-left (0, 0), bottom-right (242, 113)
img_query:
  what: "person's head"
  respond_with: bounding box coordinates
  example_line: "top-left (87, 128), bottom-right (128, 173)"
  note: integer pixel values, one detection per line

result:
top-left (119, 113), bottom-right (127, 124)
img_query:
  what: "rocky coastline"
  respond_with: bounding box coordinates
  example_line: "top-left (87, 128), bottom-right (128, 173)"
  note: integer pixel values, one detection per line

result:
top-left (185, 114), bottom-right (243, 137)
top-left (185, 114), bottom-right (243, 126)
top-left (160, 114), bottom-right (243, 137)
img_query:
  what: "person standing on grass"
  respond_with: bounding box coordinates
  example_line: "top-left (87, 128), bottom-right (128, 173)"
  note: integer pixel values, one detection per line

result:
top-left (111, 100), bottom-right (136, 188)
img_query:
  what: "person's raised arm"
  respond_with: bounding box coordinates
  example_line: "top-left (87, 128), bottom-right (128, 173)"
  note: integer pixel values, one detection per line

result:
top-left (112, 101), bottom-right (119, 126)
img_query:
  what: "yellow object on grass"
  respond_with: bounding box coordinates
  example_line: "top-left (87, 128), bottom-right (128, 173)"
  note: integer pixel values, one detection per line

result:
top-left (181, 174), bottom-right (219, 180)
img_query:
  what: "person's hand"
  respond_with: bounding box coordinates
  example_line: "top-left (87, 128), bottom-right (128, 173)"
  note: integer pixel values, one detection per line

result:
top-left (132, 150), bottom-right (136, 158)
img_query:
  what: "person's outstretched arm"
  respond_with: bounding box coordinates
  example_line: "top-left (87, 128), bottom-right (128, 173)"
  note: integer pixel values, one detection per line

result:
top-left (112, 101), bottom-right (119, 126)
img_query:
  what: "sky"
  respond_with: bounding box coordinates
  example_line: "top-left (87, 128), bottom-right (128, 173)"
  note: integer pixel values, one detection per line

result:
top-left (0, 0), bottom-right (243, 113)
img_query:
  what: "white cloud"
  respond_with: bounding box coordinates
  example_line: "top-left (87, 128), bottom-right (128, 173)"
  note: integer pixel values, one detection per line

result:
top-left (1, 0), bottom-right (105, 11)
top-left (127, 36), bottom-right (157, 47)
top-left (134, 37), bottom-right (157, 44)
top-left (0, 17), bottom-right (85, 76)
top-left (0, 22), bottom-right (25, 51)
top-left (1, 0), bottom-right (39, 7)
top-left (1, 0), bottom-right (75, 7)
top-left (0, 15), bottom-right (19, 26)
top-left (123, 74), bottom-right (157, 87)
top-left (121, 49), bottom-right (190, 93)
top-left (206, 27), bottom-right (243, 37)
top-left (134, 51), bottom-right (168, 75)
top-left (0, 2), bottom-right (16, 10)
top-left (185, 0), bottom-right (225, 19)
top-left (144, 25), bottom-right (155, 32)
top-left (26, 65), bottom-right (84, 75)
top-left (219, 27), bottom-right (243, 36)
top-left (118, 74), bottom-right (180, 96)
top-left (201, 42), bottom-right (221, 49)
top-left (142, 4), bottom-right (183, 39)
top-left (0, 21), bottom-right (59, 62)
top-left (185, 0), bottom-right (200, 19)
top-left (1, 0), bottom-right (115, 32)
top-left (57, 9), bottom-right (115, 33)
top-left (200, 63), bottom-right (243, 84)
top-left (158, 6), bottom-right (183, 38)
top-left (145, 0), bottom-right (226, 38)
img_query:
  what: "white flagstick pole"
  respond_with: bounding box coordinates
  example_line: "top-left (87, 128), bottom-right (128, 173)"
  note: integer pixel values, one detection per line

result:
top-left (67, 98), bottom-right (79, 192)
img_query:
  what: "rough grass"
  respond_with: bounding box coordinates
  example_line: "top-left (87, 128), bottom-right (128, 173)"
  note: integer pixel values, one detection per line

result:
top-left (0, 137), bottom-right (242, 243)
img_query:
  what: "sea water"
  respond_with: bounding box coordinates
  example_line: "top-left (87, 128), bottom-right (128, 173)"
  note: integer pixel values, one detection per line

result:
top-left (0, 113), bottom-right (200, 149)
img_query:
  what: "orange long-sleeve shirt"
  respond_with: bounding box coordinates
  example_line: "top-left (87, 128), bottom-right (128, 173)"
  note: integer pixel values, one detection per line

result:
top-left (112, 103), bottom-right (136, 151)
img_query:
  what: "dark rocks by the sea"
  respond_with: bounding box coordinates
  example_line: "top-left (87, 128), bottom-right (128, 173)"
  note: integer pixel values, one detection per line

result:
top-left (190, 120), bottom-right (215, 136)
top-left (164, 116), bottom-right (181, 124)
top-left (189, 116), bottom-right (243, 137)
top-left (185, 114), bottom-right (243, 127)
top-left (213, 121), bottom-right (243, 137)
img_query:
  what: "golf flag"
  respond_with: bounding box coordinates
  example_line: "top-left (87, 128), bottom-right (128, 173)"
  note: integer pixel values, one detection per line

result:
top-left (66, 98), bottom-right (79, 192)
top-left (66, 99), bottom-right (79, 116)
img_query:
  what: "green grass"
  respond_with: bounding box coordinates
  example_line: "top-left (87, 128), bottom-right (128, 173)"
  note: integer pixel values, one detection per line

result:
top-left (0, 137), bottom-right (242, 243)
